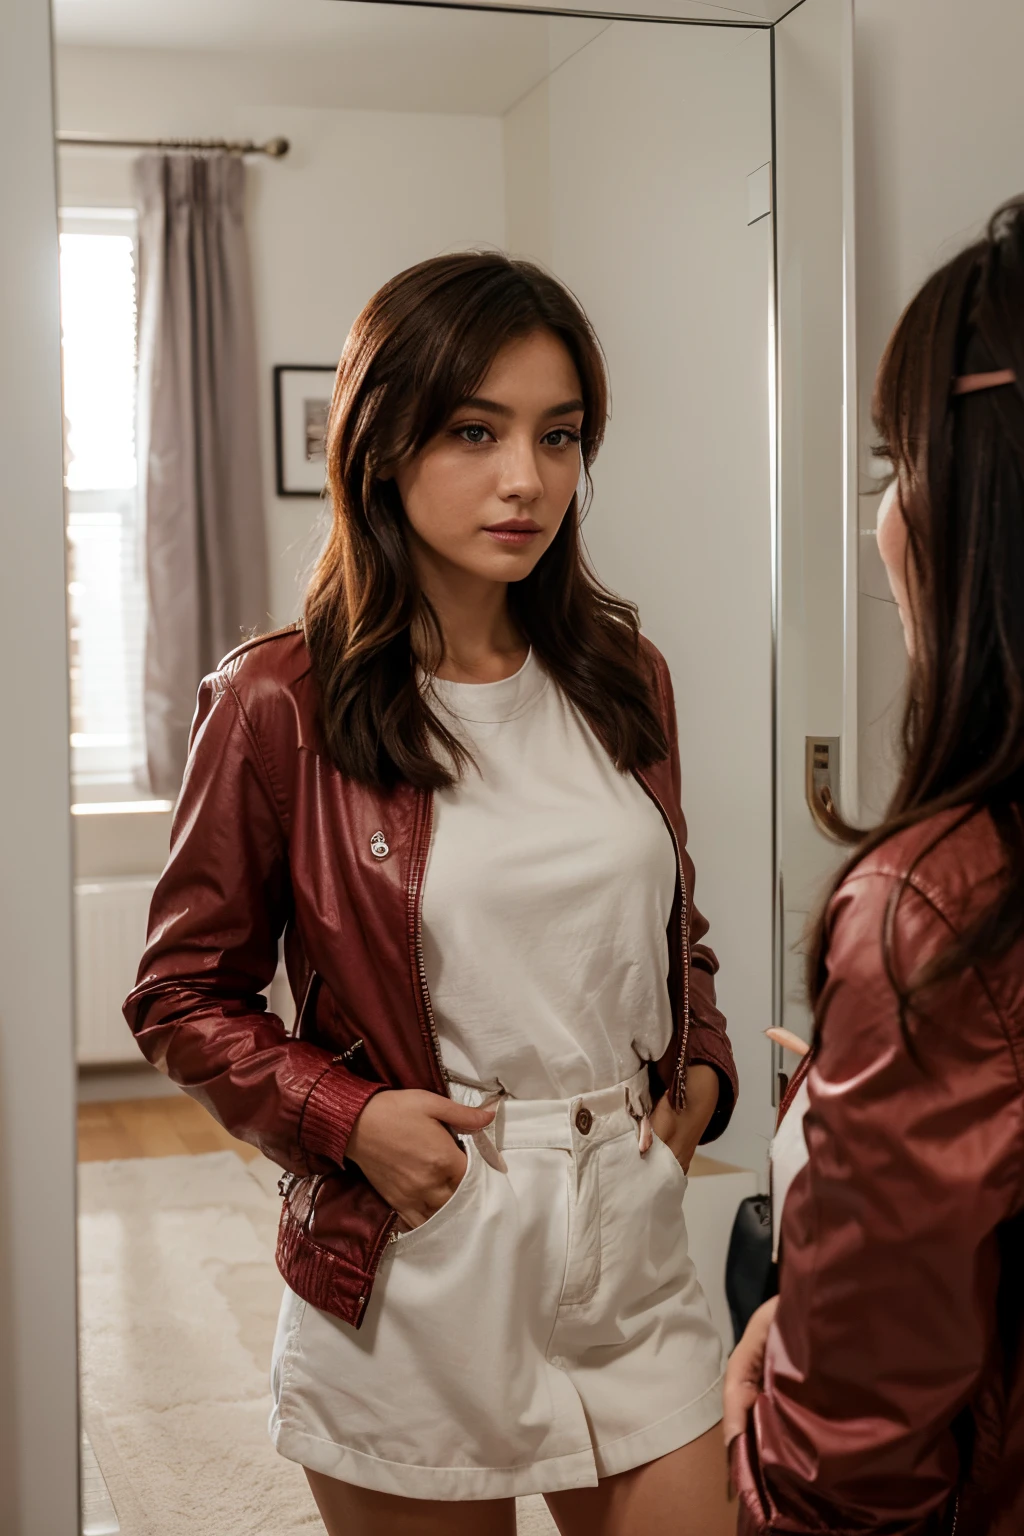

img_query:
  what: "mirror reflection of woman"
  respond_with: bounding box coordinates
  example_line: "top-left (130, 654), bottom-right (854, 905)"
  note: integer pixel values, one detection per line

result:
top-left (726, 198), bottom-right (1024, 1535)
top-left (125, 254), bottom-right (738, 1536)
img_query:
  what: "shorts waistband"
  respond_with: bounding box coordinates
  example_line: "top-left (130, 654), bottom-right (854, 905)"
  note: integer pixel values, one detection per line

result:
top-left (449, 1066), bottom-right (653, 1152)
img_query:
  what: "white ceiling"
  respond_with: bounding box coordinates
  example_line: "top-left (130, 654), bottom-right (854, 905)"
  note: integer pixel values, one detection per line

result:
top-left (52, 0), bottom-right (796, 54)
top-left (51, 0), bottom-right (805, 117)
top-left (54, 5), bottom-right (629, 116)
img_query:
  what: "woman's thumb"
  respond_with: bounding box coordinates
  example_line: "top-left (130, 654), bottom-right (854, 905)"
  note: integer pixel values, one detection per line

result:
top-left (765, 1026), bottom-right (810, 1058)
top-left (434, 1099), bottom-right (498, 1133)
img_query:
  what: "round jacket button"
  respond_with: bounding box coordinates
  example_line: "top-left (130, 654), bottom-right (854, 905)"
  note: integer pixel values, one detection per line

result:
top-left (575, 1106), bottom-right (593, 1136)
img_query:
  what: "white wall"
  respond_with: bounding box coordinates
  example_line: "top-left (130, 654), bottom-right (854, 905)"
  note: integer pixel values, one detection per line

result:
top-left (0, 1), bottom-right (81, 1530)
top-left (56, 46), bottom-right (507, 630)
top-left (506, 24), bottom-right (775, 1174)
top-left (854, 0), bottom-right (1024, 818)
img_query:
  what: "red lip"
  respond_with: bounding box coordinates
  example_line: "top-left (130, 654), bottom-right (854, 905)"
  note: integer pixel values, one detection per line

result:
top-left (484, 519), bottom-right (542, 533)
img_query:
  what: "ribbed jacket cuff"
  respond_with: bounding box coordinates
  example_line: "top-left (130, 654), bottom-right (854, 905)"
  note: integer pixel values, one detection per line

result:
top-left (299, 1063), bottom-right (385, 1168)
top-left (688, 1018), bottom-right (738, 1143)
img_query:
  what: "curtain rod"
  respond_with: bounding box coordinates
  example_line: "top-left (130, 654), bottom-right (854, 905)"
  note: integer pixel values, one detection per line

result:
top-left (56, 133), bottom-right (290, 157)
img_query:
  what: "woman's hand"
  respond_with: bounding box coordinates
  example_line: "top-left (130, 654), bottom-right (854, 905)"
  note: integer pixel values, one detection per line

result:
top-left (650, 1062), bottom-right (720, 1172)
top-left (722, 1296), bottom-right (779, 1446)
top-left (345, 1090), bottom-right (496, 1230)
top-left (765, 1026), bottom-right (811, 1059)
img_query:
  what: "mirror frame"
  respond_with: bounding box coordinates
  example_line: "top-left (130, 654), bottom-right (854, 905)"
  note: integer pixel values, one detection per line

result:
top-left (771, 0), bottom-right (858, 1096)
top-left (0, 0), bottom-right (854, 1527)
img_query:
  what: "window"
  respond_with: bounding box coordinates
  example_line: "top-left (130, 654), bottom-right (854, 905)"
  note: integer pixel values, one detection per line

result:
top-left (60, 210), bottom-right (147, 795)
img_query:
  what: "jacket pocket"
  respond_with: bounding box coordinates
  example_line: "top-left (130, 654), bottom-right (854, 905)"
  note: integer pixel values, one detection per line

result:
top-left (291, 969), bottom-right (321, 1042)
top-left (277, 1168), bottom-right (329, 1233)
top-left (332, 1035), bottom-right (372, 1079)
top-left (303, 1172), bottom-right (330, 1235)
top-left (295, 970), bottom-right (376, 1081)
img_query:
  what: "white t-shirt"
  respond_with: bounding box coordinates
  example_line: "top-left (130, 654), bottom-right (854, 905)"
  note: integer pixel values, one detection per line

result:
top-left (420, 649), bottom-right (678, 1100)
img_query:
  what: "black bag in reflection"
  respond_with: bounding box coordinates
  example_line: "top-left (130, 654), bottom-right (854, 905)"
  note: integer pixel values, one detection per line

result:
top-left (725, 1194), bottom-right (777, 1344)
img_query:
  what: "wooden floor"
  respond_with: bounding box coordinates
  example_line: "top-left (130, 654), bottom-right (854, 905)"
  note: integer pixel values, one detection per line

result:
top-left (77, 1094), bottom-right (259, 1163)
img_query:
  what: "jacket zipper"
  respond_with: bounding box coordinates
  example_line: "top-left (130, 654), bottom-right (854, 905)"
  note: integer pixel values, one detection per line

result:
top-left (635, 769), bottom-right (690, 1111)
top-left (375, 791), bottom-right (449, 1257)
top-left (776, 1049), bottom-right (812, 1125)
top-left (408, 788), bottom-right (449, 1095)
top-left (303, 1173), bottom-right (329, 1234)
top-left (290, 967), bottom-right (319, 1041)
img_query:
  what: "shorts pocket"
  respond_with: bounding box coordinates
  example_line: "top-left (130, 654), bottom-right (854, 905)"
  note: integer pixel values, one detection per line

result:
top-left (388, 1135), bottom-right (479, 1257)
top-left (651, 1130), bottom-right (689, 1193)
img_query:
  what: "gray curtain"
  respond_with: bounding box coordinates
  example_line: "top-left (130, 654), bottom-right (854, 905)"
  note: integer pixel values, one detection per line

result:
top-left (134, 152), bottom-right (268, 796)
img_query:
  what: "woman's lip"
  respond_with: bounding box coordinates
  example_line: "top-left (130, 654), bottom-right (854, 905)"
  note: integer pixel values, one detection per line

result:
top-left (484, 525), bottom-right (541, 545)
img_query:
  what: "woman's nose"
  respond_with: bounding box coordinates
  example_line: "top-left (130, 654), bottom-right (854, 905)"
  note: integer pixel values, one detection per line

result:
top-left (497, 441), bottom-right (544, 502)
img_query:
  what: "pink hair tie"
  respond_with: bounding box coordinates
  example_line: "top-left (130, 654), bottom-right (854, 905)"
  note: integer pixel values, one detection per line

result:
top-left (952, 369), bottom-right (1017, 396)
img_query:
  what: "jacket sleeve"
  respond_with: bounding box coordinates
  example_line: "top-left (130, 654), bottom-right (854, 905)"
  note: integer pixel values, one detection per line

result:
top-left (123, 669), bottom-right (384, 1176)
top-left (733, 872), bottom-right (1024, 1534)
top-left (657, 651), bottom-right (736, 1140)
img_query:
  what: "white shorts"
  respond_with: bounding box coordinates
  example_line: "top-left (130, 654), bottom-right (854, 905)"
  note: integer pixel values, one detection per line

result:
top-left (269, 1067), bottom-right (724, 1501)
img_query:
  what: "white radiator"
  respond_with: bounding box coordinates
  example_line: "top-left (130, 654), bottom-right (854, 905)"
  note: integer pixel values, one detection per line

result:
top-left (74, 877), bottom-right (158, 1065)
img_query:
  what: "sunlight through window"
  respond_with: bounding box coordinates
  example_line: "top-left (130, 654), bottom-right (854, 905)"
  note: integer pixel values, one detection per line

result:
top-left (59, 231), bottom-right (138, 492)
top-left (59, 216), bottom-right (147, 793)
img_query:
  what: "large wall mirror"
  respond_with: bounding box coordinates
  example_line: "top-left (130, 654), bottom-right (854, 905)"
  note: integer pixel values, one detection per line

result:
top-left (2, 0), bottom-right (855, 1529)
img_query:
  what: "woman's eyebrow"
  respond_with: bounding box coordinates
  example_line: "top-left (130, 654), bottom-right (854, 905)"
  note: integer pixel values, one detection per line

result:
top-left (457, 396), bottom-right (585, 418)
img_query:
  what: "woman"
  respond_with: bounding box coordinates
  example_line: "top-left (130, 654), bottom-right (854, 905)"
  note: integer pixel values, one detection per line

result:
top-left (725, 198), bottom-right (1024, 1534)
top-left (125, 253), bottom-right (737, 1536)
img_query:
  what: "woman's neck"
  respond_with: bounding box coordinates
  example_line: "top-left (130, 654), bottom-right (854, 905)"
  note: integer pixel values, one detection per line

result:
top-left (413, 561), bottom-right (527, 685)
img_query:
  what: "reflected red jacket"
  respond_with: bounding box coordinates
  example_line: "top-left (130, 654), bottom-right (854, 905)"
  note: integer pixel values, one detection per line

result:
top-left (124, 626), bottom-right (735, 1328)
top-left (733, 809), bottom-right (1024, 1536)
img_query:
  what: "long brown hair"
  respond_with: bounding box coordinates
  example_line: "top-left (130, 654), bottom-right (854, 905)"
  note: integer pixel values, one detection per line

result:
top-left (808, 197), bottom-right (1024, 1036)
top-left (304, 252), bottom-right (666, 790)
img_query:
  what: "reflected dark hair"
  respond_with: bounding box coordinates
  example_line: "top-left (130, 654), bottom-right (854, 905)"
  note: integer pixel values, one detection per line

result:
top-left (304, 251), bottom-right (666, 790)
top-left (808, 197), bottom-right (1024, 1039)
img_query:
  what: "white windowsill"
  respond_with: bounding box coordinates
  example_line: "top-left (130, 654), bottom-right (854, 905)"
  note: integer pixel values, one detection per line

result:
top-left (71, 799), bottom-right (174, 816)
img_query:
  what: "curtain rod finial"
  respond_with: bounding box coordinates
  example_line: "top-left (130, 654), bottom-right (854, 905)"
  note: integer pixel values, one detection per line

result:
top-left (264, 137), bottom-right (290, 158)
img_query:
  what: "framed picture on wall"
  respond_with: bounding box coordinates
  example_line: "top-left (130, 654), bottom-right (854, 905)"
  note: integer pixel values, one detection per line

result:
top-left (273, 365), bottom-right (336, 496)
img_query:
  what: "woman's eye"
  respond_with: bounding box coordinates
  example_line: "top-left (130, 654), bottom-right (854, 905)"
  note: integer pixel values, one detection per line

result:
top-left (542, 429), bottom-right (581, 449)
top-left (456, 424), bottom-right (491, 444)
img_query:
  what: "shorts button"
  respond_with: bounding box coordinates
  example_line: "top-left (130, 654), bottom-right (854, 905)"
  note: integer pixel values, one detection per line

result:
top-left (575, 1106), bottom-right (593, 1136)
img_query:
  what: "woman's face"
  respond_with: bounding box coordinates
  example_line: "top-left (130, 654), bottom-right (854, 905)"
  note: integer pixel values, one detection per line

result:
top-left (876, 477), bottom-right (916, 656)
top-left (392, 328), bottom-right (584, 590)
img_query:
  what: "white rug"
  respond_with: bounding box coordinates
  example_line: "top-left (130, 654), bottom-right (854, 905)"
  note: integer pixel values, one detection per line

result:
top-left (78, 1151), bottom-right (557, 1535)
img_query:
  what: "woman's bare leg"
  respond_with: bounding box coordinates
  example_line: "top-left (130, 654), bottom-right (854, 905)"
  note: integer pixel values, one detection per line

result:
top-left (542, 1424), bottom-right (734, 1536)
top-left (304, 1468), bottom-right (518, 1536)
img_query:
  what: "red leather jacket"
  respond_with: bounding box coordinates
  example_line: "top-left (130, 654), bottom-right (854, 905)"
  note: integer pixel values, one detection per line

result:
top-left (124, 626), bottom-right (736, 1328)
top-left (733, 808), bottom-right (1024, 1536)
